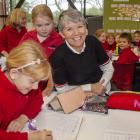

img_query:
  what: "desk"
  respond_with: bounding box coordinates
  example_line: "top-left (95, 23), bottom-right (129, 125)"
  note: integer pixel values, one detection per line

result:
top-left (77, 111), bottom-right (108, 140)
top-left (77, 109), bottom-right (140, 140)
top-left (24, 95), bottom-right (140, 140)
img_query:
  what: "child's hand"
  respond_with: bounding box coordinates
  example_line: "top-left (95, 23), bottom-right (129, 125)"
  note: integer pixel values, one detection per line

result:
top-left (28, 130), bottom-right (53, 140)
top-left (131, 47), bottom-right (140, 57)
top-left (107, 50), bottom-right (113, 58)
top-left (7, 114), bottom-right (28, 132)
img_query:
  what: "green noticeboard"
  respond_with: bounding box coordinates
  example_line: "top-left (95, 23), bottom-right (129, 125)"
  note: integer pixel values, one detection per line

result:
top-left (103, 0), bottom-right (140, 33)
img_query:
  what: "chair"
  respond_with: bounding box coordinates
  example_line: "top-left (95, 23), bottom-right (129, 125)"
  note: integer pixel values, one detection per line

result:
top-left (133, 62), bottom-right (140, 91)
top-left (112, 62), bottom-right (135, 90)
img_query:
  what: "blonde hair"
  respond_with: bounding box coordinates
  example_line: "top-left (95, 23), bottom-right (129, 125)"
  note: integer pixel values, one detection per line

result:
top-left (94, 29), bottom-right (105, 38)
top-left (7, 8), bottom-right (26, 27)
top-left (58, 9), bottom-right (87, 31)
top-left (6, 40), bottom-right (51, 81)
top-left (32, 4), bottom-right (53, 22)
top-left (106, 33), bottom-right (115, 39)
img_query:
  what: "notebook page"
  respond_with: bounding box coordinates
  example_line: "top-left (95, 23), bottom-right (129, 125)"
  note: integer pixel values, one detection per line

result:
top-left (104, 109), bottom-right (140, 140)
top-left (107, 109), bottom-right (140, 132)
top-left (104, 131), bottom-right (140, 140)
top-left (24, 109), bottom-right (83, 140)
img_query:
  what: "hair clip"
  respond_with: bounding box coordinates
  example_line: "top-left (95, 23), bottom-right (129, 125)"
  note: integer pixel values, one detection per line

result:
top-left (0, 56), bottom-right (6, 71)
top-left (35, 59), bottom-right (41, 65)
top-left (16, 58), bottom-right (46, 70)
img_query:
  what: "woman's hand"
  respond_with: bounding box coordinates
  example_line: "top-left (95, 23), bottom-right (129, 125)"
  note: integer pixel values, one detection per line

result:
top-left (28, 130), bottom-right (53, 140)
top-left (91, 80), bottom-right (106, 95)
top-left (7, 114), bottom-right (28, 132)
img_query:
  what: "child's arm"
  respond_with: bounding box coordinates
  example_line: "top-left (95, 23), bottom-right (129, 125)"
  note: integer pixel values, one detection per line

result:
top-left (0, 129), bottom-right (52, 140)
top-left (7, 114), bottom-right (29, 132)
top-left (0, 130), bottom-right (27, 140)
top-left (21, 90), bottom-right (43, 121)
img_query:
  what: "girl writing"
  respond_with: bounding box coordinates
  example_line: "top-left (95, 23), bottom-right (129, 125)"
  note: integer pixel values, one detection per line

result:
top-left (0, 40), bottom-right (52, 140)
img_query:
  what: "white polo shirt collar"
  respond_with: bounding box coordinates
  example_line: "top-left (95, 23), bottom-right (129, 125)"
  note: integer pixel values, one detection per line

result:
top-left (66, 41), bottom-right (86, 54)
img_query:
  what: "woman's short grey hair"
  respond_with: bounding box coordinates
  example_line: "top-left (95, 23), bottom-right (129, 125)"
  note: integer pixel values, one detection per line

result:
top-left (58, 9), bottom-right (87, 31)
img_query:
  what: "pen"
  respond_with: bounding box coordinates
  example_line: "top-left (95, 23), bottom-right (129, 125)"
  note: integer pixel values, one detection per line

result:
top-left (28, 120), bottom-right (38, 131)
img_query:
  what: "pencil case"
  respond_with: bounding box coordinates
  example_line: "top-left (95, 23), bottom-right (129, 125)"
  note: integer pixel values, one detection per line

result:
top-left (106, 93), bottom-right (140, 111)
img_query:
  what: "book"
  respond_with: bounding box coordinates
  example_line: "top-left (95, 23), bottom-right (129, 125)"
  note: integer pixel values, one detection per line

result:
top-left (48, 87), bottom-right (85, 113)
top-left (23, 109), bottom-right (83, 140)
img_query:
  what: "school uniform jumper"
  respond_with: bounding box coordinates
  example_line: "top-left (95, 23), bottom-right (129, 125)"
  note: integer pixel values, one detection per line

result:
top-left (117, 47), bottom-right (139, 64)
top-left (0, 70), bottom-right (43, 140)
top-left (109, 42), bottom-right (116, 51)
top-left (135, 41), bottom-right (140, 48)
top-left (50, 35), bottom-right (110, 86)
top-left (0, 25), bottom-right (27, 53)
top-left (101, 41), bottom-right (110, 51)
top-left (21, 30), bottom-right (63, 58)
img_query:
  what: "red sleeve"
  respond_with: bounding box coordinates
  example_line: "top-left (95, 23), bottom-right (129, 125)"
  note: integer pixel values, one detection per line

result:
top-left (0, 28), bottom-right (7, 52)
top-left (118, 49), bottom-right (139, 63)
top-left (117, 52), bottom-right (128, 63)
top-left (111, 42), bottom-right (116, 51)
top-left (0, 130), bottom-right (27, 140)
top-left (22, 89), bottom-right (43, 119)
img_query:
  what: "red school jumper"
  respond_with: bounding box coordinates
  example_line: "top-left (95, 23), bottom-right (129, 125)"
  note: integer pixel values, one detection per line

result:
top-left (20, 30), bottom-right (64, 58)
top-left (0, 70), bottom-right (43, 140)
top-left (117, 47), bottom-right (139, 64)
top-left (101, 41), bottom-right (110, 51)
top-left (109, 42), bottom-right (116, 51)
top-left (0, 25), bottom-right (27, 53)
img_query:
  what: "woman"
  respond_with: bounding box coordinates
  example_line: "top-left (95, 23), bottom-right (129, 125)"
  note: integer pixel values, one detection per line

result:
top-left (50, 9), bottom-right (114, 95)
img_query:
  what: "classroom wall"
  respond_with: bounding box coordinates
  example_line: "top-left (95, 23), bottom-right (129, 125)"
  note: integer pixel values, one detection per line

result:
top-left (103, 0), bottom-right (140, 33)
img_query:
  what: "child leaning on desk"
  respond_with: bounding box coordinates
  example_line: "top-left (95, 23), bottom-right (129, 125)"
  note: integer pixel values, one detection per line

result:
top-left (50, 9), bottom-right (114, 96)
top-left (0, 40), bottom-right (52, 140)
top-left (117, 32), bottom-right (140, 64)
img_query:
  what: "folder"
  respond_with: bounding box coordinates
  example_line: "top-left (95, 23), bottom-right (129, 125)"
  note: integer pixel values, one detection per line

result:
top-left (49, 87), bottom-right (86, 113)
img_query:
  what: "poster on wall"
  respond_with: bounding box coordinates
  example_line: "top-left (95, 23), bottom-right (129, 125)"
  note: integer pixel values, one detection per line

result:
top-left (103, 0), bottom-right (140, 33)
